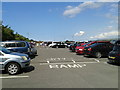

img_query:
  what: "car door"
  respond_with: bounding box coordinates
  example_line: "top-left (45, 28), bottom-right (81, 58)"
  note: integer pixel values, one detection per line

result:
top-left (0, 52), bottom-right (4, 70)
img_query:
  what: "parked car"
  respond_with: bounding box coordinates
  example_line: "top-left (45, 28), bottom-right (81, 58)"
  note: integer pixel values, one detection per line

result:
top-left (108, 40), bottom-right (120, 64)
top-left (48, 43), bottom-right (57, 47)
top-left (2, 41), bottom-right (37, 56)
top-left (69, 43), bottom-right (81, 52)
top-left (84, 43), bottom-right (113, 58)
top-left (75, 43), bottom-right (87, 54)
top-left (51, 43), bottom-right (68, 48)
top-left (29, 42), bottom-right (37, 55)
top-left (0, 47), bottom-right (30, 75)
top-left (75, 41), bottom-right (110, 55)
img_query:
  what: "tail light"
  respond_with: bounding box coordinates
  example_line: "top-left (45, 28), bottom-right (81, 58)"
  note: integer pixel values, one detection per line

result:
top-left (28, 48), bottom-right (31, 52)
top-left (88, 48), bottom-right (92, 51)
top-left (117, 54), bottom-right (120, 56)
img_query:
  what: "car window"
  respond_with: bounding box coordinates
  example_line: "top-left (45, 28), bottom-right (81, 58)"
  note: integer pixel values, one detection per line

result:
top-left (5, 43), bottom-right (16, 47)
top-left (16, 42), bottom-right (26, 47)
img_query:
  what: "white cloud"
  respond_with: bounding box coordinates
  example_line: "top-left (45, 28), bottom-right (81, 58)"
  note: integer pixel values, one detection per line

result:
top-left (63, 2), bottom-right (102, 18)
top-left (90, 31), bottom-right (118, 39)
top-left (74, 31), bottom-right (85, 36)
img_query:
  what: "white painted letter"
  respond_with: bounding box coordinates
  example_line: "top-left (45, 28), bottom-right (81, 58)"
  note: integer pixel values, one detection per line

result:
top-left (49, 65), bottom-right (59, 68)
top-left (60, 64), bottom-right (68, 68)
top-left (67, 64), bottom-right (79, 68)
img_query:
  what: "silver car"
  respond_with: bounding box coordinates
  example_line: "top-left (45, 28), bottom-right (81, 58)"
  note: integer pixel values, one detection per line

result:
top-left (0, 47), bottom-right (31, 75)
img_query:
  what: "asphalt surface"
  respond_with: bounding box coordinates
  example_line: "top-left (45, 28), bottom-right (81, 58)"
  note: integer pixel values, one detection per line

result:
top-left (1, 46), bottom-right (119, 88)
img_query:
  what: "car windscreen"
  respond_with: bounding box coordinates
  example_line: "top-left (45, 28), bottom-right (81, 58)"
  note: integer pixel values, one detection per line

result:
top-left (82, 42), bottom-right (91, 46)
top-left (88, 43), bottom-right (100, 47)
top-left (113, 45), bottom-right (120, 51)
top-left (1, 48), bottom-right (11, 54)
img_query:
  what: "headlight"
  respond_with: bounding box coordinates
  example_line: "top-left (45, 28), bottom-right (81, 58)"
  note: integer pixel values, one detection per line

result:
top-left (79, 49), bottom-right (83, 51)
top-left (21, 56), bottom-right (28, 60)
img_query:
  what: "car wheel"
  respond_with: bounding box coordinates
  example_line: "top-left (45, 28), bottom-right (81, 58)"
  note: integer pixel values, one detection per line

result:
top-left (95, 52), bottom-right (102, 58)
top-left (6, 63), bottom-right (21, 75)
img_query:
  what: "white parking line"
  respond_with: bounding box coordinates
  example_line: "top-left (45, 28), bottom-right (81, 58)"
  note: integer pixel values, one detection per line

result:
top-left (47, 61), bottom-right (50, 63)
top-left (40, 61), bottom-right (98, 65)
top-left (94, 59), bottom-right (100, 62)
top-left (0, 76), bottom-right (29, 79)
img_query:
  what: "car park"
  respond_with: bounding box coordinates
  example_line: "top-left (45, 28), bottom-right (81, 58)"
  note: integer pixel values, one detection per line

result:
top-left (84, 43), bottom-right (113, 58)
top-left (0, 47), bottom-right (30, 75)
top-left (75, 41), bottom-right (110, 55)
top-left (108, 40), bottom-right (120, 64)
top-left (2, 41), bottom-right (37, 56)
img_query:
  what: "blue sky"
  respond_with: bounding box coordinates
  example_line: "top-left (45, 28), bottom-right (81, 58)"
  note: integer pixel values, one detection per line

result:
top-left (2, 2), bottom-right (118, 41)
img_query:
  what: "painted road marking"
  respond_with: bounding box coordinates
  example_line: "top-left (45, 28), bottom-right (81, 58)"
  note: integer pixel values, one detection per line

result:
top-left (49, 64), bottom-right (86, 69)
top-left (0, 76), bottom-right (29, 79)
top-left (47, 61), bottom-right (50, 63)
top-left (72, 60), bottom-right (76, 63)
top-left (40, 61), bottom-right (98, 65)
top-left (94, 59), bottom-right (100, 62)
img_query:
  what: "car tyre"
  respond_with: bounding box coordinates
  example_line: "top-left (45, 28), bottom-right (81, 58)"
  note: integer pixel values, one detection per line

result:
top-left (6, 62), bottom-right (21, 75)
top-left (95, 52), bottom-right (102, 58)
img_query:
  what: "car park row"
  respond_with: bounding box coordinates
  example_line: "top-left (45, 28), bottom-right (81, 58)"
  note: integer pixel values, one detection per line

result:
top-left (69, 40), bottom-right (120, 65)
top-left (0, 41), bottom-right (37, 75)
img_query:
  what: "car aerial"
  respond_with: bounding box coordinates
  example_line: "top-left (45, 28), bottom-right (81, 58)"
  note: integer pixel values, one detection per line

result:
top-left (84, 43), bottom-right (113, 58)
top-left (108, 40), bottom-right (120, 64)
top-left (0, 47), bottom-right (30, 75)
top-left (75, 41), bottom-right (110, 55)
top-left (2, 41), bottom-right (37, 56)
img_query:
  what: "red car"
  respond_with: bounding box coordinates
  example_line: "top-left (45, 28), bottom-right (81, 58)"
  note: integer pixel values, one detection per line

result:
top-left (75, 41), bottom-right (110, 54)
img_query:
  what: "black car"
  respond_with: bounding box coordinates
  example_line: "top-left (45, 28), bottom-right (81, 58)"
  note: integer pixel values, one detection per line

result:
top-left (108, 41), bottom-right (120, 64)
top-left (84, 43), bottom-right (113, 58)
top-left (51, 43), bottom-right (67, 48)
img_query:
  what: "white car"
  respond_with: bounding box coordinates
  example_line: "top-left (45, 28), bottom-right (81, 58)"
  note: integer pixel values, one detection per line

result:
top-left (0, 47), bottom-right (30, 75)
top-left (48, 43), bottom-right (57, 47)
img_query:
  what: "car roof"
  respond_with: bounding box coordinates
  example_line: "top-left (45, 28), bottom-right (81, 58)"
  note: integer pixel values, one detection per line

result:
top-left (2, 41), bottom-right (28, 43)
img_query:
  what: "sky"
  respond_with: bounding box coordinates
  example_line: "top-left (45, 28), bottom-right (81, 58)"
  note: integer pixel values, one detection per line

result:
top-left (2, 2), bottom-right (118, 41)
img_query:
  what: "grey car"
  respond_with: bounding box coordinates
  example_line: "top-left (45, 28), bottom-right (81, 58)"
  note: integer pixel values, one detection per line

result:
top-left (0, 47), bottom-right (30, 75)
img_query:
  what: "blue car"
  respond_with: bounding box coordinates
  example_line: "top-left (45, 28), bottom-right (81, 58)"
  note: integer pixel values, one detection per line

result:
top-left (2, 41), bottom-right (34, 56)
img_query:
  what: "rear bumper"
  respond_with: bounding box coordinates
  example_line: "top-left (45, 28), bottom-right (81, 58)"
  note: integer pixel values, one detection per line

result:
top-left (108, 56), bottom-right (120, 63)
top-left (76, 50), bottom-right (84, 54)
